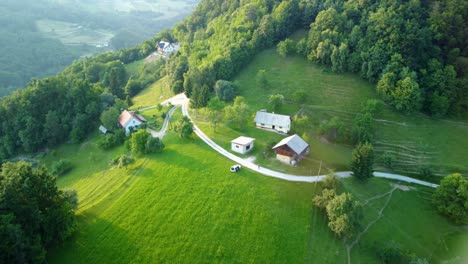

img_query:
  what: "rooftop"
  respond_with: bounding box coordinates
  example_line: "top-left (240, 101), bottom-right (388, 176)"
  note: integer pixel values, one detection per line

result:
top-left (273, 134), bottom-right (309, 154)
top-left (231, 136), bottom-right (255, 145)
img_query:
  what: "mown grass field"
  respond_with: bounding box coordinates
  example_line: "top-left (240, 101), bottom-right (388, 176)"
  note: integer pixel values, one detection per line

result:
top-left (44, 109), bottom-right (467, 263)
top-left (130, 76), bottom-right (172, 110)
top-left (193, 48), bottom-right (468, 180)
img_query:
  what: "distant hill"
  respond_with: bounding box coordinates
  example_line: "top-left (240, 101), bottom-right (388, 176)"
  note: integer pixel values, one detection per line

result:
top-left (0, 0), bottom-right (198, 97)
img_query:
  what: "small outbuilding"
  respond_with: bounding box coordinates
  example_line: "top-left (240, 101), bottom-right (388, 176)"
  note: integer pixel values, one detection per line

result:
top-left (254, 110), bottom-right (291, 134)
top-left (231, 136), bottom-right (255, 154)
top-left (272, 134), bottom-right (310, 165)
top-left (118, 110), bottom-right (147, 136)
top-left (99, 125), bottom-right (108, 134)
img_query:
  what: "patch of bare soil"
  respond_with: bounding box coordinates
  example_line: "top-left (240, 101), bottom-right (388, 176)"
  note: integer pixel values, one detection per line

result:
top-left (391, 183), bottom-right (413, 191)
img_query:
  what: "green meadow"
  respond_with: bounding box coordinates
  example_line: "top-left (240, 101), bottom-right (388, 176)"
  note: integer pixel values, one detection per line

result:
top-left (43, 109), bottom-right (467, 263)
top-left (193, 49), bottom-right (468, 180)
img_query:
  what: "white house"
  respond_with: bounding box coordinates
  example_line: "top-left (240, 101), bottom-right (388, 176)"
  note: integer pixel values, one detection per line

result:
top-left (272, 134), bottom-right (310, 165)
top-left (231, 136), bottom-right (255, 154)
top-left (157, 41), bottom-right (180, 56)
top-left (254, 110), bottom-right (291, 134)
top-left (118, 110), bottom-right (147, 136)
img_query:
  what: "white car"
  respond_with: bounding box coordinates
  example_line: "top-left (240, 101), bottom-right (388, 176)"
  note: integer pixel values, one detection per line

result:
top-left (230, 164), bottom-right (241, 172)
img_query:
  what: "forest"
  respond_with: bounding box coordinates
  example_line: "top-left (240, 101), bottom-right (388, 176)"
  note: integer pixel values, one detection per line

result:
top-left (165, 0), bottom-right (466, 117)
top-left (0, 0), bottom-right (196, 96)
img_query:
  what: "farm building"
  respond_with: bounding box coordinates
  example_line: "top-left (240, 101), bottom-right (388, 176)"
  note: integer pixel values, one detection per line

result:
top-left (272, 134), bottom-right (310, 165)
top-left (231, 136), bottom-right (255, 154)
top-left (118, 110), bottom-right (147, 136)
top-left (254, 110), bottom-right (291, 133)
top-left (157, 41), bottom-right (180, 56)
top-left (98, 125), bottom-right (109, 134)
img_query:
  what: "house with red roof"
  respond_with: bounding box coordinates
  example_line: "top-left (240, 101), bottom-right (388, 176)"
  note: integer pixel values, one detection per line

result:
top-left (118, 110), bottom-right (147, 136)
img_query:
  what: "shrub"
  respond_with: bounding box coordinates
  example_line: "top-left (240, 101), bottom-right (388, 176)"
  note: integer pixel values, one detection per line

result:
top-left (145, 137), bottom-right (165, 153)
top-left (318, 117), bottom-right (344, 142)
top-left (97, 130), bottom-right (125, 150)
top-left (350, 142), bottom-right (374, 180)
top-left (50, 159), bottom-right (73, 177)
top-left (214, 80), bottom-right (236, 101)
top-left (276, 38), bottom-right (295, 57)
top-left (380, 152), bottom-right (395, 168)
top-left (376, 241), bottom-right (409, 264)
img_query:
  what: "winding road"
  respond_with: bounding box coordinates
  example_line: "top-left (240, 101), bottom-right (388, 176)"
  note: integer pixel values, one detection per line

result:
top-left (148, 93), bottom-right (439, 188)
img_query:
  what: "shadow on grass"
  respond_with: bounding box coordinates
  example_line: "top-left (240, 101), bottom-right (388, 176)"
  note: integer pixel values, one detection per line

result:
top-left (47, 214), bottom-right (139, 263)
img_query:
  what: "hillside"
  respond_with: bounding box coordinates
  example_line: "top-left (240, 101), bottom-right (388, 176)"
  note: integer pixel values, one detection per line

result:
top-left (43, 115), bottom-right (467, 263)
top-left (0, 0), bottom-right (467, 262)
top-left (0, 0), bottom-right (197, 96)
top-left (192, 47), bottom-right (468, 178)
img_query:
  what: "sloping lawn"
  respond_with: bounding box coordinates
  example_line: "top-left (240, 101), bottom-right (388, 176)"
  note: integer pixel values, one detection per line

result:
top-left (45, 110), bottom-right (467, 263)
top-left (193, 48), bottom-right (468, 180)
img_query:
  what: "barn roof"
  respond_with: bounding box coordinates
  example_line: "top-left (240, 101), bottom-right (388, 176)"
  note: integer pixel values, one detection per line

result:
top-left (273, 134), bottom-right (309, 155)
top-left (231, 136), bottom-right (255, 145)
top-left (254, 111), bottom-right (290, 127)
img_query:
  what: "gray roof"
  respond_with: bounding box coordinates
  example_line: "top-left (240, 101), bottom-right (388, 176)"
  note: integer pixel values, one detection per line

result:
top-left (254, 111), bottom-right (290, 127)
top-left (273, 134), bottom-right (309, 154)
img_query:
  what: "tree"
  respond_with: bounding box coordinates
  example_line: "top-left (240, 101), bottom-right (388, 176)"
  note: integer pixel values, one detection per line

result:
top-left (391, 77), bottom-right (422, 113)
top-left (145, 137), bottom-right (165, 153)
top-left (277, 38), bottom-right (295, 57)
top-left (207, 97), bottom-right (225, 132)
top-left (0, 161), bottom-right (76, 262)
top-left (129, 129), bottom-right (151, 155)
top-left (313, 188), bottom-right (337, 210)
top-left (352, 112), bottom-right (373, 144)
top-left (214, 80), bottom-right (236, 101)
top-left (224, 96), bottom-right (249, 130)
top-left (318, 117), bottom-right (344, 142)
top-left (267, 94), bottom-right (284, 112)
top-left (292, 114), bottom-right (309, 135)
top-left (50, 159), bottom-right (73, 177)
top-left (117, 155), bottom-right (135, 169)
top-left (174, 116), bottom-right (193, 138)
top-left (326, 192), bottom-right (363, 238)
top-left (100, 107), bottom-right (120, 130)
top-left (107, 67), bottom-right (126, 99)
top-left (432, 173), bottom-right (468, 224)
top-left (350, 142), bottom-right (374, 180)
top-left (125, 78), bottom-right (142, 97)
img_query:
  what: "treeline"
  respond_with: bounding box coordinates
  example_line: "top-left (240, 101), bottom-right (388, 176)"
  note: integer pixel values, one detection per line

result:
top-left (300, 0), bottom-right (467, 116)
top-left (165, 0), bottom-right (303, 107)
top-left (159, 0), bottom-right (466, 116)
top-left (0, 37), bottom-right (166, 163)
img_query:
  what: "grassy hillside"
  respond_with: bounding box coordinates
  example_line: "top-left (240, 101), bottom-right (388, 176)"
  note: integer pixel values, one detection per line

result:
top-left (193, 48), bottom-right (468, 180)
top-left (43, 109), bottom-right (467, 263)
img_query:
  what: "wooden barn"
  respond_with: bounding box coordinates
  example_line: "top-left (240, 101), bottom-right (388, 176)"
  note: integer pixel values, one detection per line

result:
top-left (272, 134), bottom-right (310, 165)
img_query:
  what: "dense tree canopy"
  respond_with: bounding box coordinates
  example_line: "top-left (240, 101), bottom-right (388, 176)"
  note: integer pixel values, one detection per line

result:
top-left (432, 173), bottom-right (468, 224)
top-left (0, 161), bottom-right (76, 262)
